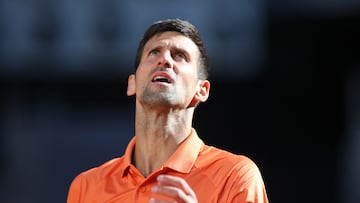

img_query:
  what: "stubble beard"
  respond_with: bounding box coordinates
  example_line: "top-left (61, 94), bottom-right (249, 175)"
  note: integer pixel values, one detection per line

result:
top-left (141, 86), bottom-right (177, 107)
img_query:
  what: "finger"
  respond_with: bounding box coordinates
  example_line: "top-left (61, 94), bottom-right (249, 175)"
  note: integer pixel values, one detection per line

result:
top-left (148, 197), bottom-right (176, 203)
top-left (151, 184), bottom-right (189, 202)
top-left (156, 175), bottom-right (196, 196)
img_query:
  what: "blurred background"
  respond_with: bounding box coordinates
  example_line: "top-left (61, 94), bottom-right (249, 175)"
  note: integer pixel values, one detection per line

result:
top-left (0, 0), bottom-right (359, 202)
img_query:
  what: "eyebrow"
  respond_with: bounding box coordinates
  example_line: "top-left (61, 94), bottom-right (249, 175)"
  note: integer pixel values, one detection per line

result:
top-left (148, 44), bottom-right (191, 59)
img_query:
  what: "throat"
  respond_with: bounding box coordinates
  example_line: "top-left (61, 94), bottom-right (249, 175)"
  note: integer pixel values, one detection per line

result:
top-left (132, 147), bottom-right (169, 177)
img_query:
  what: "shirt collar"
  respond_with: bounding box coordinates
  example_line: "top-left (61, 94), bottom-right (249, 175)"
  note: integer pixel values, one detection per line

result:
top-left (122, 128), bottom-right (204, 176)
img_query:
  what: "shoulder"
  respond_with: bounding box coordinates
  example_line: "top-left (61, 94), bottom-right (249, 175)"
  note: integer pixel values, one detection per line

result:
top-left (67, 157), bottom-right (127, 202)
top-left (71, 156), bottom-right (125, 184)
top-left (199, 145), bottom-right (264, 180)
top-left (198, 146), bottom-right (268, 201)
top-left (200, 145), bottom-right (257, 166)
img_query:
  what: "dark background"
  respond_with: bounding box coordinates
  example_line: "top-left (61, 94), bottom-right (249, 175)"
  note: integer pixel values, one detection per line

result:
top-left (1, 1), bottom-right (359, 203)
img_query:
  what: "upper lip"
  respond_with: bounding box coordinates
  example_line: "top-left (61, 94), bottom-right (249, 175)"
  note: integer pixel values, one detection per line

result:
top-left (151, 71), bottom-right (173, 83)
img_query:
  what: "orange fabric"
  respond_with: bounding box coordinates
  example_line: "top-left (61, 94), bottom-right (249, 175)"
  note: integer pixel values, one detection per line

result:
top-left (67, 129), bottom-right (269, 203)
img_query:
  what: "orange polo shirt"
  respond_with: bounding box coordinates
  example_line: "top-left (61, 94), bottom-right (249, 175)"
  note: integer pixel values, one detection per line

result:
top-left (67, 128), bottom-right (268, 203)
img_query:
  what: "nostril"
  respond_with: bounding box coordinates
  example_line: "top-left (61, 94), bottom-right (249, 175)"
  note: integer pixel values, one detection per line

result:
top-left (157, 53), bottom-right (173, 68)
top-left (158, 61), bottom-right (171, 68)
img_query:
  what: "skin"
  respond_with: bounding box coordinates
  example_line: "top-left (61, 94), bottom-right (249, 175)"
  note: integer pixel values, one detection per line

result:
top-left (126, 31), bottom-right (210, 203)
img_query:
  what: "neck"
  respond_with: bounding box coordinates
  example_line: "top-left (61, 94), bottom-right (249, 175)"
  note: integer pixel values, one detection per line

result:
top-left (132, 107), bottom-right (193, 177)
top-left (133, 104), bottom-right (194, 177)
top-left (133, 133), bottom-right (176, 177)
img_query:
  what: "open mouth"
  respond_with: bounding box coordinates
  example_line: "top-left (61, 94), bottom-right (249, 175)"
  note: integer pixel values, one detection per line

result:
top-left (152, 76), bottom-right (170, 83)
top-left (151, 71), bottom-right (173, 84)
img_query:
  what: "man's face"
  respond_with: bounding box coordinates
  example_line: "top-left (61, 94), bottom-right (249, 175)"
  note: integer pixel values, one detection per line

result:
top-left (133, 31), bottom-right (202, 109)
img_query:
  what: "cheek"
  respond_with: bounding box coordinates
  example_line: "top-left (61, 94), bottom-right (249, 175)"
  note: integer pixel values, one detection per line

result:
top-left (140, 55), bottom-right (157, 66)
top-left (182, 69), bottom-right (199, 85)
top-left (136, 62), bottom-right (151, 75)
top-left (181, 77), bottom-right (200, 96)
top-left (134, 69), bottom-right (148, 88)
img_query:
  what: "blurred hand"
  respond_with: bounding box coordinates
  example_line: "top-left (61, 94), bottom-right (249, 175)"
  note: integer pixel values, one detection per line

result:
top-left (149, 174), bottom-right (198, 203)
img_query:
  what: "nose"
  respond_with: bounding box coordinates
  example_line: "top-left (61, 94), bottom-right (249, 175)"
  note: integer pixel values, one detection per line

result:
top-left (157, 51), bottom-right (173, 68)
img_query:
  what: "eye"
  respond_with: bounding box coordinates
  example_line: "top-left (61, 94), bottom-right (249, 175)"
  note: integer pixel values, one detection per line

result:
top-left (173, 52), bottom-right (187, 61)
top-left (149, 49), bottom-right (160, 56)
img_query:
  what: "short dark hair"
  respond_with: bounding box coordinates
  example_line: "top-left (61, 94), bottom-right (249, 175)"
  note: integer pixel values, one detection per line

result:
top-left (134, 18), bottom-right (209, 80)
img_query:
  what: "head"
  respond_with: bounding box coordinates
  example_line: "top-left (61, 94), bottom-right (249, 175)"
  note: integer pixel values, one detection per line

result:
top-left (127, 19), bottom-right (210, 109)
top-left (134, 18), bottom-right (209, 80)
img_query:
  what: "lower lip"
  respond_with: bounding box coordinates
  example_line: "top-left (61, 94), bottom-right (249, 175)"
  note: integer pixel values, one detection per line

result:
top-left (152, 81), bottom-right (170, 85)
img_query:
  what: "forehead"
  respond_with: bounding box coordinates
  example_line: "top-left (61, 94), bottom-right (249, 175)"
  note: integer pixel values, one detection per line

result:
top-left (144, 31), bottom-right (199, 54)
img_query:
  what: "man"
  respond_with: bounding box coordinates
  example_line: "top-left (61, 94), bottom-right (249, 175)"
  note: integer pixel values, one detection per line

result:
top-left (67, 18), bottom-right (269, 203)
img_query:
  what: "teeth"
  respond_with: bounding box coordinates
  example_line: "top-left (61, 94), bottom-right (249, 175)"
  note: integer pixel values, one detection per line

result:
top-left (154, 76), bottom-right (169, 82)
top-left (154, 76), bottom-right (164, 80)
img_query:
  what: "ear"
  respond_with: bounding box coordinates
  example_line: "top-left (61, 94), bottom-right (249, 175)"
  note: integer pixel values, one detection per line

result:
top-left (196, 79), bottom-right (210, 102)
top-left (189, 80), bottom-right (210, 107)
top-left (127, 74), bottom-right (136, 96)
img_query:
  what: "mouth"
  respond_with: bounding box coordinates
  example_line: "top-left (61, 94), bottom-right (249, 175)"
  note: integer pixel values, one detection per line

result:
top-left (152, 76), bottom-right (170, 83)
top-left (151, 72), bottom-right (173, 84)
